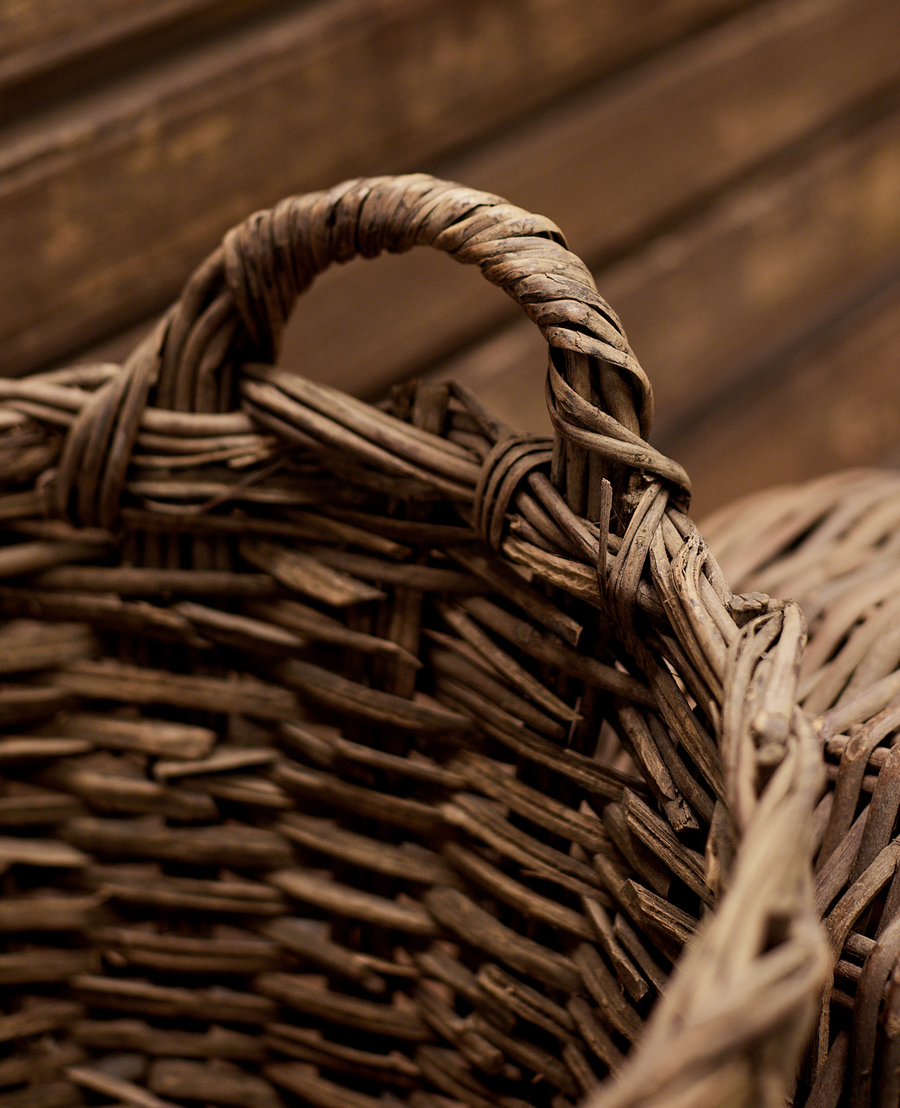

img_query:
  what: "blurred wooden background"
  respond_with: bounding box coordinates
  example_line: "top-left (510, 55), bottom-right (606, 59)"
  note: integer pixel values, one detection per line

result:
top-left (3, 0), bottom-right (900, 518)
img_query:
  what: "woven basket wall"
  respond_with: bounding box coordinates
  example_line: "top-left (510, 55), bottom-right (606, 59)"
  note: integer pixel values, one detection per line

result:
top-left (0, 173), bottom-right (879, 1108)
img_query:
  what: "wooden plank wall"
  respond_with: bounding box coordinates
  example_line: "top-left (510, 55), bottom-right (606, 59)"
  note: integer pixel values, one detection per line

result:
top-left (3, 0), bottom-right (900, 516)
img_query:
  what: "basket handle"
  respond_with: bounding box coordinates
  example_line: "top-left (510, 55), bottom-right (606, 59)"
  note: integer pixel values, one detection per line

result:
top-left (53, 174), bottom-right (689, 536)
top-left (147, 174), bottom-right (688, 524)
top-left (159, 175), bottom-right (651, 426)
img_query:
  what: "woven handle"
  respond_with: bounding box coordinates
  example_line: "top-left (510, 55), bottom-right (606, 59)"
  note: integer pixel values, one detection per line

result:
top-left (151, 175), bottom-right (698, 528)
top-left (50, 174), bottom-right (692, 531)
top-left (160, 174), bottom-right (651, 427)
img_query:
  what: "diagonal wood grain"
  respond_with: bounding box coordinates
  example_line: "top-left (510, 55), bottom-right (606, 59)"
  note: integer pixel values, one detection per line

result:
top-left (0, 0), bottom-right (747, 376)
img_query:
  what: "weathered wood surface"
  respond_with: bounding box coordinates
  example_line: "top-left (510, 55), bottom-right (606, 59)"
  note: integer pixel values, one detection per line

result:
top-left (671, 274), bottom-right (900, 515)
top-left (0, 0), bottom-right (747, 376)
top-left (0, 0), bottom-right (289, 123)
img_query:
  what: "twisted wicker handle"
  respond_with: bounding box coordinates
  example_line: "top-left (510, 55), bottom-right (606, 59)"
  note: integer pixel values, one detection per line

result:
top-left (53, 174), bottom-right (691, 531)
top-left (159, 174), bottom-right (652, 430)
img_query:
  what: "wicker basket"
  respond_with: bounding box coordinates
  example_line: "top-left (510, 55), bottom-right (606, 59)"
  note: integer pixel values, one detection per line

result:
top-left (0, 173), bottom-right (866, 1108)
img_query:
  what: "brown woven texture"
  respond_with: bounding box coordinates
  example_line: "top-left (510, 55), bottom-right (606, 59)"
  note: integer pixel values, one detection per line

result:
top-left (0, 172), bottom-right (864, 1108)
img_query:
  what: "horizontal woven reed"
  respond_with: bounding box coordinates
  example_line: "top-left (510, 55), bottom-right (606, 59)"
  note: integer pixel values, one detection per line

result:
top-left (0, 173), bottom-right (870, 1108)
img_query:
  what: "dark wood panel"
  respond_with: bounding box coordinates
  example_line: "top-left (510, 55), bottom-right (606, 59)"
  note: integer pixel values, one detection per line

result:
top-left (277, 0), bottom-right (900, 394)
top-left (0, 0), bottom-right (297, 123)
top-left (0, 0), bottom-right (758, 376)
top-left (605, 102), bottom-right (900, 435)
top-left (666, 274), bottom-right (900, 518)
top-left (426, 92), bottom-right (900, 453)
top-left (47, 0), bottom-right (898, 400)
top-left (1, 0), bottom-right (170, 58)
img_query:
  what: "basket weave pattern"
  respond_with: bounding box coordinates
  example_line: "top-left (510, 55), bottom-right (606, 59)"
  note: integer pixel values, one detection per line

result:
top-left (0, 175), bottom-right (837, 1108)
top-left (705, 468), bottom-right (900, 1108)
